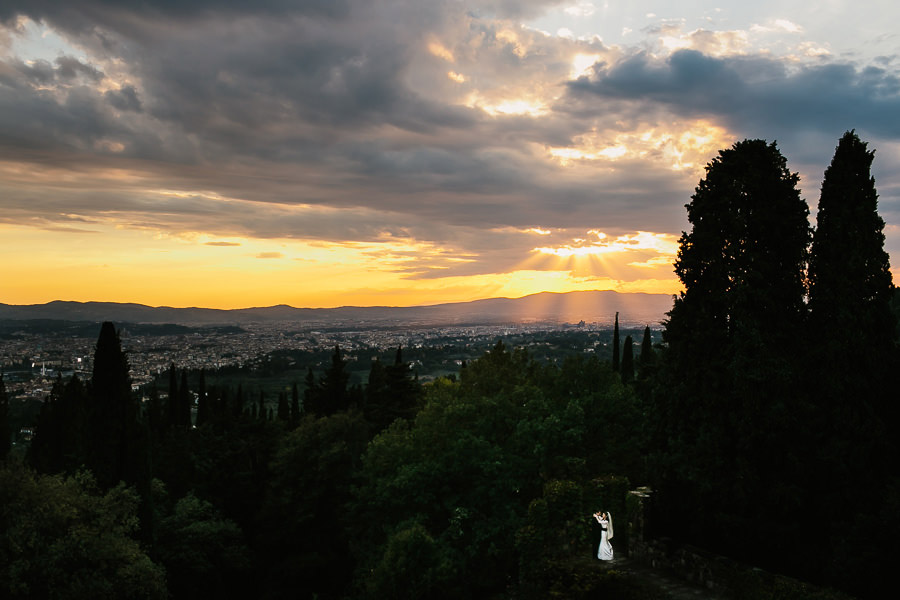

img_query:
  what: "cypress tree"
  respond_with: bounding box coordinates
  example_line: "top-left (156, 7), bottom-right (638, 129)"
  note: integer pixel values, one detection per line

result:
top-left (806, 132), bottom-right (897, 588)
top-left (28, 374), bottom-right (88, 475)
top-left (258, 391), bottom-right (266, 421)
top-left (365, 358), bottom-right (388, 428)
top-left (291, 382), bottom-right (300, 426)
top-left (304, 367), bottom-right (319, 416)
top-left (386, 347), bottom-right (419, 421)
top-left (0, 374), bottom-right (9, 460)
top-left (320, 346), bottom-right (349, 415)
top-left (620, 335), bottom-right (634, 384)
top-left (277, 391), bottom-right (289, 422)
top-left (196, 369), bottom-right (208, 427)
top-left (88, 322), bottom-right (144, 490)
top-left (166, 363), bottom-right (178, 429)
top-left (146, 384), bottom-right (164, 439)
top-left (611, 312), bottom-right (620, 372)
top-left (808, 131), bottom-right (896, 407)
top-left (234, 384), bottom-right (245, 418)
top-left (178, 370), bottom-right (191, 429)
top-left (655, 140), bottom-right (810, 566)
top-left (639, 326), bottom-right (655, 371)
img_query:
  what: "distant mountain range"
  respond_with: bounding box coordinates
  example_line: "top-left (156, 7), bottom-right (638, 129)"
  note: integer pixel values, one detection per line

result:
top-left (0, 291), bottom-right (675, 328)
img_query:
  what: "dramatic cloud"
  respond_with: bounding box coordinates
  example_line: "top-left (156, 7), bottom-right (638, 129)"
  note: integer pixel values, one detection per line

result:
top-left (1, 1), bottom-right (899, 307)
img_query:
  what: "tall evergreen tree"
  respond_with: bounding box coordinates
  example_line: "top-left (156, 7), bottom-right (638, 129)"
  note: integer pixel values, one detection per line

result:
top-left (28, 375), bottom-right (88, 475)
top-left (277, 391), bottom-right (289, 422)
top-left (611, 312), bottom-right (620, 372)
top-left (196, 369), bottom-right (209, 427)
top-left (291, 382), bottom-right (300, 427)
top-left (639, 326), bottom-right (655, 372)
top-left (808, 131), bottom-right (896, 415)
top-left (145, 385), bottom-right (164, 439)
top-left (0, 374), bottom-right (9, 460)
top-left (234, 384), bottom-right (245, 418)
top-left (620, 335), bottom-right (634, 384)
top-left (386, 347), bottom-right (419, 418)
top-left (304, 367), bottom-right (319, 416)
top-left (654, 140), bottom-right (811, 568)
top-left (365, 358), bottom-right (389, 428)
top-left (88, 322), bottom-right (146, 490)
top-left (166, 363), bottom-right (178, 429)
top-left (258, 391), bottom-right (266, 422)
top-left (805, 131), bottom-right (897, 588)
top-left (365, 348), bottom-right (421, 430)
top-left (319, 346), bottom-right (350, 415)
top-left (178, 370), bottom-right (191, 429)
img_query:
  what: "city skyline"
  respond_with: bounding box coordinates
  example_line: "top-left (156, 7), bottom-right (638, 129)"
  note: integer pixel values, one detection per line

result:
top-left (2, 1), bottom-right (899, 309)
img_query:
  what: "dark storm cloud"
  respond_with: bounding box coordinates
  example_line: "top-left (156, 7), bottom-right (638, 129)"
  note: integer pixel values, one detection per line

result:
top-left (0, 0), bottom-right (352, 27)
top-left (568, 49), bottom-right (900, 138)
top-left (104, 85), bottom-right (142, 112)
top-left (565, 48), bottom-right (900, 228)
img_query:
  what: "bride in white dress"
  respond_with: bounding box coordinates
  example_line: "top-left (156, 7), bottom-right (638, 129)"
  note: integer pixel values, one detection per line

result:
top-left (593, 511), bottom-right (614, 560)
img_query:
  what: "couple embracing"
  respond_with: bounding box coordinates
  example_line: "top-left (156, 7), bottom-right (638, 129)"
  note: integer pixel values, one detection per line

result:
top-left (592, 511), bottom-right (614, 561)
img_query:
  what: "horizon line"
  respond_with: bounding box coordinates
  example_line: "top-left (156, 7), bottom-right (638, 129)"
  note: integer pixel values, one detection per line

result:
top-left (1, 289), bottom-right (677, 313)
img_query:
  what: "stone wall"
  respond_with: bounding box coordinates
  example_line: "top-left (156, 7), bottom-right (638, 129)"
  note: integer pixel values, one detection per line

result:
top-left (625, 488), bottom-right (854, 599)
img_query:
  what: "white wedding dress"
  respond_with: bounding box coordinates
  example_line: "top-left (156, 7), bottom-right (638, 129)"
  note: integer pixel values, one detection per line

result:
top-left (596, 514), bottom-right (614, 561)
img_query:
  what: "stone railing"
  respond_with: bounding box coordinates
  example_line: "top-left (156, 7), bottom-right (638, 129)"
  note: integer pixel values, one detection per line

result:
top-left (625, 488), bottom-right (854, 599)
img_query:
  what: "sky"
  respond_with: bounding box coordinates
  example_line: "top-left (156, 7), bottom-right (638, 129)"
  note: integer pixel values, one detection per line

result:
top-left (1, 1), bottom-right (899, 309)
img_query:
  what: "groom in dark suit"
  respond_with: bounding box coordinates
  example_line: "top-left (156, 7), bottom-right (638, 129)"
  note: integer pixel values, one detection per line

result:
top-left (590, 511), bottom-right (603, 559)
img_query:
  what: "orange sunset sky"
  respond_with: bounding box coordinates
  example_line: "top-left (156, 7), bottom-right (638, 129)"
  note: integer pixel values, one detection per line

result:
top-left (2, 1), bottom-right (899, 309)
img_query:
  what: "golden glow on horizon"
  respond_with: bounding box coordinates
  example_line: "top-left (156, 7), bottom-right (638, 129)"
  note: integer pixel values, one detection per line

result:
top-left (0, 221), bottom-right (682, 309)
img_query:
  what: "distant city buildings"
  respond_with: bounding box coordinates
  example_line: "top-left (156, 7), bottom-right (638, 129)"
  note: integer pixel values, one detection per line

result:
top-left (1, 320), bottom-right (619, 400)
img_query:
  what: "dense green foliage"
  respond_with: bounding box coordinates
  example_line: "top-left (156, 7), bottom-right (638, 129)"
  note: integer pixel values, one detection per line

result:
top-left (7, 323), bottom-right (650, 598)
top-left (0, 463), bottom-right (166, 599)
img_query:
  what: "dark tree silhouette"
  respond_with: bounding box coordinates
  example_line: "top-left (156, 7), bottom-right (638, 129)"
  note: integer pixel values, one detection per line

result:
top-left (654, 140), bottom-right (811, 571)
top-left (319, 346), bottom-right (350, 415)
top-left (166, 364), bottom-right (178, 429)
top-left (805, 131), bottom-right (898, 594)
top-left (88, 322), bottom-right (145, 490)
top-left (234, 384), bottom-right (245, 418)
top-left (638, 325), bottom-right (655, 373)
top-left (808, 131), bottom-right (896, 417)
top-left (277, 391), bottom-right (289, 422)
top-left (620, 335), bottom-right (634, 384)
top-left (178, 370), bottom-right (191, 429)
top-left (611, 312), bottom-right (620, 372)
top-left (291, 382), bottom-right (300, 427)
top-left (0, 374), bottom-right (9, 460)
top-left (303, 367), bottom-right (318, 415)
top-left (365, 347), bottom-right (421, 431)
top-left (196, 369), bottom-right (209, 427)
top-left (28, 375), bottom-right (88, 475)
